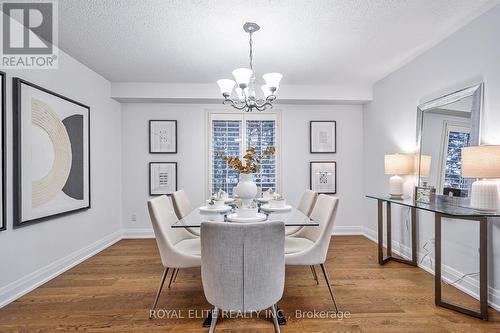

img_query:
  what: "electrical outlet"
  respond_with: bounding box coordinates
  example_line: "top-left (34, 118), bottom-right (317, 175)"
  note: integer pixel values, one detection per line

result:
top-left (131, 214), bottom-right (137, 222)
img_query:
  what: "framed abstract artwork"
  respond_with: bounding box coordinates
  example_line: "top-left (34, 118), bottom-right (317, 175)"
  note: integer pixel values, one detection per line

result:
top-left (149, 120), bottom-right (177, 153)
top-left (0, 71), bottom-right (5, 231)
top-left (310, 121), bottom-right (336, 153)
top-left (310, 161), bottom-right (337, 194)
top-left (13, 78), bottom-right (91, 227)
top-left (150, 162), bottom-right (177, 195)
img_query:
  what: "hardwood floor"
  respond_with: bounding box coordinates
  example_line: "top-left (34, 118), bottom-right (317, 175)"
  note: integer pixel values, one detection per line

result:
top-left (0, 236), bottom-right (498, 332)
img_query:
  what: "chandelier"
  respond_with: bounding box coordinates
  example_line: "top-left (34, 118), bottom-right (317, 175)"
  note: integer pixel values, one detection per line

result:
top-left (216, 22), bottom-right (283, 112)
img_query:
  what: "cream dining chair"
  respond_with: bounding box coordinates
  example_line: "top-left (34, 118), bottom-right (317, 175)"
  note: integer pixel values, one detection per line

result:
top-left (147, 195), bottom-right (201, 318)
top-left (201, 221), bottom-right (285, 333)
top-left (285, 189), bottom-right (318, 236)
top-left (284, 194), bottom-right (340, 312)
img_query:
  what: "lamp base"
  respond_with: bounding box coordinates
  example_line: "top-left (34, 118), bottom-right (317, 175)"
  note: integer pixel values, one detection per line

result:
top-left (389, 175), bottom-right (404, 199)
top-left (470, 179), bottom-right (499, 212)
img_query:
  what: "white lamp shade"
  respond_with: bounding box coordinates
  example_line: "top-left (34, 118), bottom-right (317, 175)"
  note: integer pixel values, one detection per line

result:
top-left (384, 154), bottom-right (413, 175)
top-left (263, 73), bottom-right (282, 89)
top-left (414, 155), bottom-right (432, 177)
top-left (216, 79), bottom-right (235, 95)
top-left (462, 145), bottom-right (500, 178)
top-left (232, 68), bottom-right (253, 87)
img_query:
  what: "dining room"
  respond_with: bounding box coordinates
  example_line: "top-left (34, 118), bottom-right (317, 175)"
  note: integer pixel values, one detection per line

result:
top-left (1, 1), bottom-right (500, 332)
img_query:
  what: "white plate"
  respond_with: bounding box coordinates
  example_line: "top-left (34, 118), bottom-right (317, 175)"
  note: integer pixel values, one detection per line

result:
top-left (199, 205), bottom-right (232, 213)
top-left (256, 197), bottom-right (271, 203)
top-left (224, 198), bottom-right (235, 204)
top-left (227, 213), bottom-right (267, 223)
top-left (260, 204), bottom-right (293, 212)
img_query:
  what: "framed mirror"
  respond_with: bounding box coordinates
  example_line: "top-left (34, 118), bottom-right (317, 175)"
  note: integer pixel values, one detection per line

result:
top-left (416, 83), bottom-right (483, 198)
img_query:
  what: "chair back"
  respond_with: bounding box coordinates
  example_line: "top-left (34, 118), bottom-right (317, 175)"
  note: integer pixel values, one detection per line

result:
top-left (297, 189), bottom-right (318, 217)
top-left (172, 190), bottom-right (193, 219)
top-left (294, 194), bottom-right (339, 263)
top-left (201, 221), bottom-right (285, 312)
top-left (147, 195), bottom-right (196, 268)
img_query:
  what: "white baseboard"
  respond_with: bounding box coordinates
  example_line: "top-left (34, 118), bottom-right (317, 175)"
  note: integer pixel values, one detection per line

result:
top-left (363, 226), bottom-right (500, 312)
top-left (333, 225), bottom-right (364, 235)
top-left (122, 228), bottom-right (155, 239)
top-left (0, 230), bottom-right (122, 309)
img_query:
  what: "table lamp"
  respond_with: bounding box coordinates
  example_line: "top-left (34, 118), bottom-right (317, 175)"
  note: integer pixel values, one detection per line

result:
top-left (416, 155), bottom-right (432, 178)
top-left (462, 145), bottom-right (500, 212)
top-left (384, 154), bottom-right (413, 199)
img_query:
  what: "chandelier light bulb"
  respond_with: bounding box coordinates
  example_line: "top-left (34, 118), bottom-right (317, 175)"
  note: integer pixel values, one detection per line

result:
top-left (235, 87), bottom-right (245, 101)
top-left (261, 85), bottom-right (273, 98)
top-left (232, 68), bottom-right (253, 88)
top-left (262, 73), bottom-right (283, 89)
top-left (217, 79), bottom-right (236, 96)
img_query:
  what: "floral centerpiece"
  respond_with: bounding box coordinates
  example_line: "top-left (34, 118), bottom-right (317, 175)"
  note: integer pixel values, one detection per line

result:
top-left (217, 146), bottom-right (275, 174)
top-left (217, 146), bottom-right (275, 207)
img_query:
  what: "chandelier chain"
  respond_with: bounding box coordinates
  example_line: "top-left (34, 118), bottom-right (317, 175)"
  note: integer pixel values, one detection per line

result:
top-left (249, 32), bottom-right (253, 70)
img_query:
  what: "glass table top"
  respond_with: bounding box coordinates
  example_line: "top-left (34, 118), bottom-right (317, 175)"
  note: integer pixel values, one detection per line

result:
top-left (366, 194), bottom-right (500, 218)
top-left (172, 206), bottom-right (319, 228)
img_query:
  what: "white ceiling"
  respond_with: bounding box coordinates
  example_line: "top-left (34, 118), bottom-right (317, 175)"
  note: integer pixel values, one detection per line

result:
top-left (59, 0), bottom-right (499, 86)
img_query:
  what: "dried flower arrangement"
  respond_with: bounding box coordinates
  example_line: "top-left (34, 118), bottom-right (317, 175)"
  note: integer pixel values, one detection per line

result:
top-left (216, 146), bottom-right (275, 174)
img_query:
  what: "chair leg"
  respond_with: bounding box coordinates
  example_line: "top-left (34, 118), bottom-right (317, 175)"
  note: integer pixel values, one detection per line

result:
top-left (168, 268), bottom-right (177, 288)
top-left (271, 304), bottom-right (281, 333)
top-left (319, 263), bottom-right (339, 313)
top-left (150, 267), bottom-right (169, 319)
top-left (173, 268), bottom-right (180, 282)
top-left (310, 265), bottom-right (319, 285)
top-left (209, 307), bottom-right (218, 333)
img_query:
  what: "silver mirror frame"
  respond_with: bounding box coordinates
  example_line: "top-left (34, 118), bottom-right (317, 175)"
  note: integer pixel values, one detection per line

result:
top-left (416, 83), bottom-right (483, 187)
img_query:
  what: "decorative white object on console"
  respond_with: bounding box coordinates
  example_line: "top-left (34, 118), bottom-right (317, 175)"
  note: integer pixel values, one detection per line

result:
top-left (462, 145), bottom-right (500, 212)
top-left (384, 154), bottom-right (413, 199)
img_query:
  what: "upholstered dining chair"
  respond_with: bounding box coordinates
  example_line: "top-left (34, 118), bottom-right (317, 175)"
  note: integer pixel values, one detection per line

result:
top-left (285, 189), bottom-right (318, 236)
top-left (201, 221), bottom-right (285, 333)
top-left (172, 190), bottom-right (200, 240)
top-left (147, 195), bottom-right (201, 318)
top-left (284, 194), bottom-right (340, 312)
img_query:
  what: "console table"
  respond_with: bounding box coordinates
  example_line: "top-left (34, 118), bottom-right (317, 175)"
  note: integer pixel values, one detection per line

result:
top-left (366, 195), bottom-right (499, 320)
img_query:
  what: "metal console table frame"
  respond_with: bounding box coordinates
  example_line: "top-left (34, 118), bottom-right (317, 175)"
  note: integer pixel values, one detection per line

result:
top-left (367, 195), bottom-right (498, 321)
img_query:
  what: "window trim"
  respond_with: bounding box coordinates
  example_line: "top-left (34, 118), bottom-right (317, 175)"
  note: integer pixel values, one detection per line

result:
top-left (437, 120), bottom-right (470, 194)
top-left (205, 110), bottom-right (282, 199)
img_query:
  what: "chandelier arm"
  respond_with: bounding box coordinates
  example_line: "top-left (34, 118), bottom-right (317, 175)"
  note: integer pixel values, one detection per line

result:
top-left (223, 98), bottom-right (249, 110)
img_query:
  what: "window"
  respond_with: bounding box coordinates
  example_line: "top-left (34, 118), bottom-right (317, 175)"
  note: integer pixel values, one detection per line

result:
top-left (439, 122), bottom-right (472, 197)
top-left (208, 113), bottom-right (279, 197)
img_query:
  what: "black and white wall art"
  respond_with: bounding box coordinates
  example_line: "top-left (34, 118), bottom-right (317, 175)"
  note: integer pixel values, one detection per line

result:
top-left (0, 71), bottom-right (5, 231)
top-left (310, 120), bottom-right (336, 153)
top-left (150, 162), bottom-right (177, 195)
top-left (310, 161), bottom-right (337, 194)
top-left (149, 120), bottom-right (177, 153)
top-left (13, 78), bottom-right (91, 227)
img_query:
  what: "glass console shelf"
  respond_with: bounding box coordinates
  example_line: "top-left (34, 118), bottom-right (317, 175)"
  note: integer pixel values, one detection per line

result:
top-left (366, 194), bottom-right (500, 218)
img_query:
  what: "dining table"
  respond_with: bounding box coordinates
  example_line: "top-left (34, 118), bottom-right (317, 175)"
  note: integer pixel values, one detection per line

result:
top-left (171, 199), bottom-right (320, 326)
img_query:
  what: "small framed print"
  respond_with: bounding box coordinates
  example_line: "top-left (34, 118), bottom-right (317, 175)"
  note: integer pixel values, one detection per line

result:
top-left (149, 120), bottom-right (177, 153)
top-left (310, 161), bottom-right (337, 194)
top-left (310, 121), bottom-right (336, 153)
top-left (150, 162), bottom-right (177, 195)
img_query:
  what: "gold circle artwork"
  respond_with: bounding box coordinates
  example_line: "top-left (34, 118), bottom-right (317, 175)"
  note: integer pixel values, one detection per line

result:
top-left (31, 98), bottom-right (72, 208)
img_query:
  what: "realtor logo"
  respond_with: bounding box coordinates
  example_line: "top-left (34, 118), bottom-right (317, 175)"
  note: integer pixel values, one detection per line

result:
top-left (1, 0), bottom-right (58, 68)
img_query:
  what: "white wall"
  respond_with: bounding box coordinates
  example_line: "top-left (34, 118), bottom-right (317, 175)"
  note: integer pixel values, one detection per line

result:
top-left (121, 103), bottom-right (364, 236)
top-left (363, 5), bottom-right (500, 308)
top-left (0, 50), bottom-right (123, 306)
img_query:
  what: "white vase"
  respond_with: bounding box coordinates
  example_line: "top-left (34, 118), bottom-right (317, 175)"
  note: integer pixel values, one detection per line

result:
top-left (234, 173), bottom-right (257, 207)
